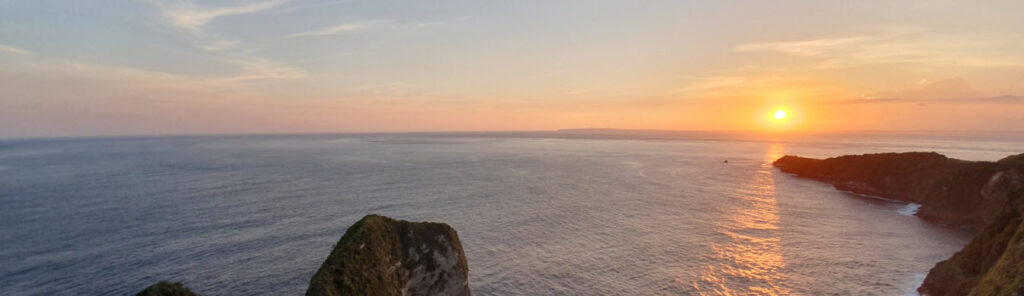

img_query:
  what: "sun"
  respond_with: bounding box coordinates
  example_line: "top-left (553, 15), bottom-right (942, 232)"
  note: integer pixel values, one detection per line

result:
top-left (759, 105), bottom-right (800, 131)
top-left (772, 109), bottom-right (788, 120)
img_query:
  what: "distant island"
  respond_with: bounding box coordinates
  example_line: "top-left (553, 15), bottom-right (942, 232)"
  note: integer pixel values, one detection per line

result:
top-left (774, 152), bottom-right (1024, 295)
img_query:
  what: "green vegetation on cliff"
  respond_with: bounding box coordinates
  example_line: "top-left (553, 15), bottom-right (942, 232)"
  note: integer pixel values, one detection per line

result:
top-left (919, 158), bottom-right (1024, 296)
top-left (306, 214), bottom-right (470, 296)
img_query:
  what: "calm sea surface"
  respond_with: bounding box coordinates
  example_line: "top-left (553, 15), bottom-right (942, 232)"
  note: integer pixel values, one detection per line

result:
top-left (2, 131), bottom-right (1022, 295)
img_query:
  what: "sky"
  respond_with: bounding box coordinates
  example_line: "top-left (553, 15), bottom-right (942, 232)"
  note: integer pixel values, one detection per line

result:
top-left (1, 0), bottom-right (1023, 138)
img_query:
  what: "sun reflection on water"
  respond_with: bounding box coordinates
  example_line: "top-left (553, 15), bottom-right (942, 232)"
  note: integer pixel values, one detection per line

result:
top-left (690, 143), bottom-right (789, 295)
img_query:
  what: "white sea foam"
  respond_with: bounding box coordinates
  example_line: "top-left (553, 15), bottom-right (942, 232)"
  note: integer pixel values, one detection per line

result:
top-left (900, 272), bottom-right (927, 296)
top-left (899, 203), bottom-right (923, 216)
top-left (843, 190), bottom-right (923, 216)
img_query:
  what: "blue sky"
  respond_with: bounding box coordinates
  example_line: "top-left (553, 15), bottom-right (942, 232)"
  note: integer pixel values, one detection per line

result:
top-left (2, 0), bottom-right (1023, 138)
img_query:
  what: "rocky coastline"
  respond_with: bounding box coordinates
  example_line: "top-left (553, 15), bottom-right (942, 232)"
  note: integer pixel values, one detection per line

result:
top-left (774, 152), bottom-right (1024, 295)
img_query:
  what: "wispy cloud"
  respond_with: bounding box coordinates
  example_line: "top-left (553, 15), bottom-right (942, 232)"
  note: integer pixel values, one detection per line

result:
top-left (679, 75), bottom-right (752, 92)
top-left (0, 44), bottom-right (35, 56)
top-left (734, 30), bottom-right (1024, 69)
top-left (675, 71), bottom-right (840, 101)
top-left (834, 95), bottom-right (1024, 105)
top-left (223, 57), bottom-right (306, 82)
top-left (412, 16), bottom-right (470, 29)
top-left (149, 0), bottom-right (305, 82)
top-left (290, 16), bottom-right (468, 38)
top-left (735, 37), bottom-right (866, 57)
top-left (868, 77), bottom-right (979, 100)
top-left (157, 0), bottom-right (288, 51)
top-left (289, 20), bottom-right (395, 37)
top-left (161, 0), bottom-right (288, 32)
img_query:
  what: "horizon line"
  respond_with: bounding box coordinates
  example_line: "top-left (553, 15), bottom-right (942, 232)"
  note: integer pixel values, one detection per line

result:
top-left (4, 128), bottom-right (1024, 142)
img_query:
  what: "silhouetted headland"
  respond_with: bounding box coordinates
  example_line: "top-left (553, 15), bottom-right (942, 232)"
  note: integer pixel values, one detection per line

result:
top-left (774, 152), bottom-right (1024, 295)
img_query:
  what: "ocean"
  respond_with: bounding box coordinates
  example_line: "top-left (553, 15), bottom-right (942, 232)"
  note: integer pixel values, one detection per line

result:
top-left (2, 131), bottom-right (1022, 295)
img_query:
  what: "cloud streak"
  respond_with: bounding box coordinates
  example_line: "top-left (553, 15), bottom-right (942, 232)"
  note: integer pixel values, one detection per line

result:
top-left (412, 16), bottom-right (470, 29)
top-left (224, 57), bottom-right (306, 82)
top-left (157, 0), bottom-right (288, 51)
top-left (735, 37), bottom-right (866, 57)
top-left (161, 0), bottom-right (288, 32)
top-left (834, 95), bottom-right (1024, 105)
top-left (289, 20), bottom-right (396, 37)
top-left (290, 16), bottom-right (469, 38)
top-left (0, 44), bottom-right (35, 56)
top-left (733, 29), bottom-right (1024, 69)
top-left (149, 0), bottom-right (305, 82)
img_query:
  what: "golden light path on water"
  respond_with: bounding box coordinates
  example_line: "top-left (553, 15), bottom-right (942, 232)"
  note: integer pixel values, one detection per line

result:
top-left (691, 143), bottom-right (789, 295)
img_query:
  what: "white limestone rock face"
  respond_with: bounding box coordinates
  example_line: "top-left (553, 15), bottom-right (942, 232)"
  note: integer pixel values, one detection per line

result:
top-left (404, 235), bottom-right (470, 296)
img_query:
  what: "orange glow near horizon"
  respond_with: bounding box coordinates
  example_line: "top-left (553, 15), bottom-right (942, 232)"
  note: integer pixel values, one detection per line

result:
top-left (752, 101), bottom-right (804, 132)
top-left (3, 1), bottom-right (1024, 139)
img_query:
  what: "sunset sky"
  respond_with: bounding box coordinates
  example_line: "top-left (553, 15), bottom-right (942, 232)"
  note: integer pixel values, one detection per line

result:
top-left (2, 0), bottom-right (1023, 138)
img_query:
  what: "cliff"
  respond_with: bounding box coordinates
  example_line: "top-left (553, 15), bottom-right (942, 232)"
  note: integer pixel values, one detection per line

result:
top-left (137, 215), bottom-right (471, 296)
top-left (773, 152), bottom-right (1017, 226)
top-left (773, 152), bottom-right (1024, 295)
top-left (918, 157), bottom-right (1024, 296)
top-left (306, 214), bottom-right (471, 296)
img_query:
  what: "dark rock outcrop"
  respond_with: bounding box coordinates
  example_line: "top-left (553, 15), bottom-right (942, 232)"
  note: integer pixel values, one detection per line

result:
top-left (135, 281), bottom-right (201, 296)
top-left (773, 152), bottom-right (1024, 295)
top-left (773, 152), bottom-right (1019, 226)
top-left (306, 214), bottom-right (471, 296)
top-left (919, 159), bottom-right (1024, 296)
top-left (136, 215), bottom-right (470, 296)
